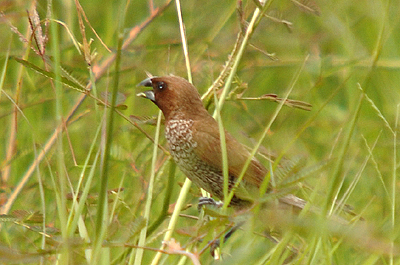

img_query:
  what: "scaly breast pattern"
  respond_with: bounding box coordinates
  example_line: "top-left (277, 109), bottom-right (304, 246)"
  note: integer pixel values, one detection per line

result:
top-left (165, 119), bottom-right (247, 206)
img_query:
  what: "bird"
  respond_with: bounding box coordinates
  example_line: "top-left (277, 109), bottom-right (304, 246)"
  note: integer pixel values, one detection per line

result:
top-left (137, 75), bottom-right (306, 210)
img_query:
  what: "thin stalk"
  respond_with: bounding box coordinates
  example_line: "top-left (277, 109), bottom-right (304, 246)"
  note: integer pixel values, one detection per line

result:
top-left (150, 179), bottom-right (192, 265)
top-left (175, 0), bottom-right (192, 83)
top-left (133, 111), bottom-right (163, 265)
top-left (391, 104), bottom-right (399, 260)
top-left (325, 91), bottom-right (364, 216)
top-left (50, 7), bottom-right (70, 263)
top-left (225, 55), bottom-right (310, 206)
top-left (147, 161), bottom-right (176, 236)
top-left (150, 1), bottom-right (195, 263)
top-left (2, 32), bottom-right (30, 183)
top-left (66, 122), bottom-right (103, 262)
top-left (91, 33), bottom-right (123, 264)
top-left (213, 88), bottom-right (229, 209)
top-left (213, 0), bottom-right (273, 113)
top-left (211, 1), bottom-right (273, 208)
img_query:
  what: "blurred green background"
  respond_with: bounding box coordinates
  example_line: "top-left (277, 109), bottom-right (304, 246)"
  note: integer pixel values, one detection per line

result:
top-left (0, 0), bottom-right (399, 264)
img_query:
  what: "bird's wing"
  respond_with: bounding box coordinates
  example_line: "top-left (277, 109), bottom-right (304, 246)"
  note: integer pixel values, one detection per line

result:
top-left (191, 118), bottom-right (268, 188)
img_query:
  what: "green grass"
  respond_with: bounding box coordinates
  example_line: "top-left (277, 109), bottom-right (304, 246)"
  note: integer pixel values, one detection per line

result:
top-left (0, 0), bottom-right (399, 264)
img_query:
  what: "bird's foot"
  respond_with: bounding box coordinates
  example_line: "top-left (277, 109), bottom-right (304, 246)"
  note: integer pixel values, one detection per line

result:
top-left (209, 222), bottom-right (244, 257)
top-left (197, 197), bottom-right (223, 211)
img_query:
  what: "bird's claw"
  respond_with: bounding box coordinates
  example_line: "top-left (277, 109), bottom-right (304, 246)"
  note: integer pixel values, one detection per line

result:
top-left (198, 197), bottom-right (223, 211)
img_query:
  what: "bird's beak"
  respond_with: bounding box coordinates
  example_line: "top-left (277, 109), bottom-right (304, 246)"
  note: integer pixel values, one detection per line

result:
top-left (136, 90), bottom-right (155, 102)
top-left (137, 77), bottom-right (156, 101)
top-left (137, 77), bottom-right (154, 87)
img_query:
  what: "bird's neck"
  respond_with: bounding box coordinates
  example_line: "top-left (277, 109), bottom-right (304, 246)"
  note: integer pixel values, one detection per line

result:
top-left (165, 107), bottom-right (210, 123)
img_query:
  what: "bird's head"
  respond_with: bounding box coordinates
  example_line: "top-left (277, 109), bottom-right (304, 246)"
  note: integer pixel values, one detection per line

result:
top-left (137, 75), bottom-right (206, 120)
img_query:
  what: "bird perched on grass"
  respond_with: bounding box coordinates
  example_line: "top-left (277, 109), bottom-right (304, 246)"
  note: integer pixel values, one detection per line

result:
top-left (137, 75), bottom-right (306, 210)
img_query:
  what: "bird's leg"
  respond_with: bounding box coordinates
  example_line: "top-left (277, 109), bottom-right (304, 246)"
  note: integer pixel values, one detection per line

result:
top-left (223, 221), bottom-right (243, 242)
top-left (197, 197), bottom-right (243, 257)
top-left (209, 221), bottom-right (244, 257)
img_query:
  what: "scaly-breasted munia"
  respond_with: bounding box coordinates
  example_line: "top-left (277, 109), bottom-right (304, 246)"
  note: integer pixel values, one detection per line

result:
top-left (138, 75), bottom-right (305, 209)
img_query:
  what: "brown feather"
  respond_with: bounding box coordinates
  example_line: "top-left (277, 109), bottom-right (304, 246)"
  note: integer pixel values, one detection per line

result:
top-left (191, 118), bottom-right (268, 189)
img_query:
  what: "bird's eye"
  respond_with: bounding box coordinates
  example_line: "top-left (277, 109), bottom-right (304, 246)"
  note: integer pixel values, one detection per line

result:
top-left (157, 81), bottom-right (166, 90)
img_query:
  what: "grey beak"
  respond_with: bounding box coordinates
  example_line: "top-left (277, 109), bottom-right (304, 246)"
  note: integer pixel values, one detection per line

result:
top-left (137, 77), bottom-right (156, 87)
top-left (136, 90), bottom-right (155, 102)
top-left (137, 77), bottom-right (157, 101)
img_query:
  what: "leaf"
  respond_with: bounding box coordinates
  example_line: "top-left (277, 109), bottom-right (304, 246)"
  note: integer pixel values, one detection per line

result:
top-left (130, 115), bottom-right (163, 125)
top-left (278, 159), bottom-right (331, 189)
top-left (203, 207), bottom-right (229, 218)
top-left (13, 57), bottom-right (86, 92)
top-left (274, 156), bottom-right (306, 181)
top-left (0, 213), bottom-right (18, 222)
top-left (13, 210), bottom-right (43, 223)
top-left (98, 91), bottom-right (127, 110)
top-left (290, 0), bottom-right (321, 16)
top-left (129, 216), bottom-right (147, 239)
top-left (261, 94), bottom-right (312, 111)
top-left (29, 225), bottom-right (60, 236)
top-left (264, 11), bottom-right (293, 32)
top-left (0, 245), bottom-right (45, 263)
top-left (0, 210), bottom-right (44, 223)
top-left (238, 93), bottom-right (312, 111)
top-left (227, 80), bottom-right (248, 100)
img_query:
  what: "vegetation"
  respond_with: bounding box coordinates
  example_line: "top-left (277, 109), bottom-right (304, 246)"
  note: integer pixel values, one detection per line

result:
top-left (0, 0), bottom-right (399, 264)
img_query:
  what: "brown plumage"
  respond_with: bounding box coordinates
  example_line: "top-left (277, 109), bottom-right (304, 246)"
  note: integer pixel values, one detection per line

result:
top-left (138, 75), bottom-right (305, 209)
